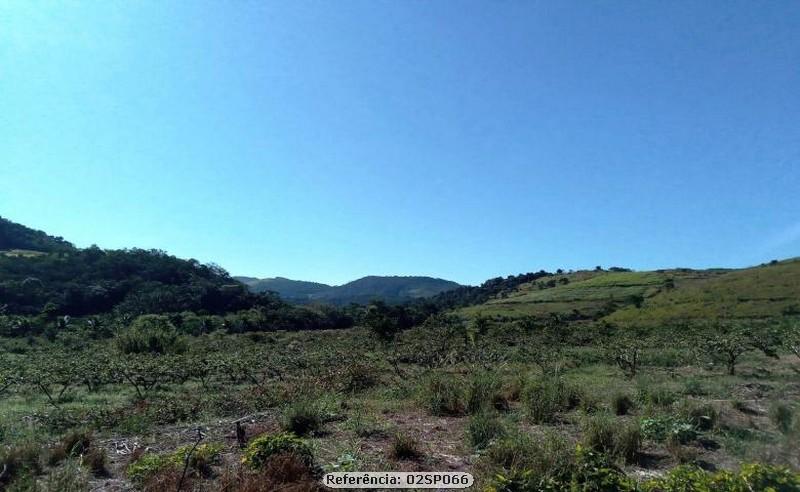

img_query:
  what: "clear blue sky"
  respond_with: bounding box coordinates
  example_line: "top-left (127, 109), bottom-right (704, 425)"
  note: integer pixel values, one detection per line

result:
top-left (2, 1), bottom-right (799, 285)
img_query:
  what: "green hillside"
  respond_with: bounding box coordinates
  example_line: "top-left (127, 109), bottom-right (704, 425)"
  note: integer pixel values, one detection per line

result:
top-left (461, 260), bottom-right (799, 323)
top-left (606, 258), bottom-right (800, 325)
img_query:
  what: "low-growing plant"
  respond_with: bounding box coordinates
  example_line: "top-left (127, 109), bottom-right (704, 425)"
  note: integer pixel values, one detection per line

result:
top-left (612, 392), bottom-right (635, 416)
top-left (640, 415), bottom-right (697, 443)
top-left (677, 401), bottom-right (718, 432)
top-left (281, 399), bottom-right (329, 436)
top-left (418, 372), bottom-right (465, 416)
top-left (127, 453), bottom-right (172, 484)
top-left (389, 433), bottom-right (421, 461)
top-left (523, 377), bottom-right (580, 424)
top-left (468, 411), bottom-right (506, 449)
top-left (665, 433), bottom-right (699, 464)
top-left (483, 430), bottom-right (572, 478)
top-left (466, 370), bottom-right (504, 414)
top-left (682, 378), bottom-right (707, 396)
top-left (769, 401), bottom-right (794, 434)
top-left (641, 463), bottom-right (800, 491)
top-left (581, 413), bottom-right (640, 464)
top-left (242, 432), bottom-right (313, 469)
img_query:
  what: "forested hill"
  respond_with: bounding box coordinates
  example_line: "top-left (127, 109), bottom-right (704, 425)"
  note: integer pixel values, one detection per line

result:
top-left (0, 217), bottom-right (285, 317)
top-left (0, 216), bottom-right (75, 253)
top-left (234, 277), bottom-right (331, 301)
top-left (236, 275), bottom-right (461, 305)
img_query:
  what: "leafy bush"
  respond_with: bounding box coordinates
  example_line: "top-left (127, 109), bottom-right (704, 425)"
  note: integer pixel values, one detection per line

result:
top-left (127, 453), bottom-right (171, 483)
top-left (389, 433), bottom-right (421, 460)
top-left (468, 411), bottom-right (506, 449)
top-left (242, 432), bottom-right (313, 469)
top-left (640, 415), bottom-right (697, 443)
top-left (127, 442), bottom-right (223, 483)
top-left (641, 463), bottom-right (800, 491)
top-left (115, 315), bottom-right (186, 354)
top-left (769, 402), bottom-right (795, 434)
top-left (486, 445), bottom-right (635, 492)
top-left (418, 372), bottom-right (465, 416)
top-left (172, 443), bottom-right (223, 477)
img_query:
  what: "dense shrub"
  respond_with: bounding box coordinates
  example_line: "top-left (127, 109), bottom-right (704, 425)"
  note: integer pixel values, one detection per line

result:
top-left (115, 315), bottom-right (186, 354)
top-left (242, 433), bottom-right (313, 469)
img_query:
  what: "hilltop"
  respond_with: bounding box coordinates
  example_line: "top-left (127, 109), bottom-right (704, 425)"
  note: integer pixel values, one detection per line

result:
top-left (236, 275), bottom-right (461, 305)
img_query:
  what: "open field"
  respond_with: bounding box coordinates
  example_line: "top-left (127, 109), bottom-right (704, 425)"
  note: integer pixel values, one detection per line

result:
top-left (1, 316), bottom-right (799, 491)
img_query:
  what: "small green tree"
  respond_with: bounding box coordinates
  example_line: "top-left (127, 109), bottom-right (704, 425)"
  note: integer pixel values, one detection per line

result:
top-left (696, 321), bottom-right (758, 376)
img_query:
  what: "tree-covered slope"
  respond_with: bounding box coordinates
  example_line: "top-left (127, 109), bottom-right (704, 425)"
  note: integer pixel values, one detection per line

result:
top-left (0, 217), bottom-right (285, 317)
top-left (234, 276), bottom-right (331, 300)
top-left (0, 216), bottom-right (75, 254)
top-left (236, 275), bottom-right (461, 305)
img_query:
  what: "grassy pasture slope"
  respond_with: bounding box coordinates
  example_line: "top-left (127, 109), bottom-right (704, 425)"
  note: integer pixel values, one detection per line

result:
top-left (461, 259), bottom-right (800, 323)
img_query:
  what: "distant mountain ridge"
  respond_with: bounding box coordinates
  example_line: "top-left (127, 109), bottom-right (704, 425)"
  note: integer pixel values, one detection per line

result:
top-left (235, 275), bottom-right (461, 305)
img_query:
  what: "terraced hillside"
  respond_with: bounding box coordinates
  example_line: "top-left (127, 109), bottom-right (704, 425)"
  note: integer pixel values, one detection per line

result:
top-left (461, 259), bottom-right (799, 324)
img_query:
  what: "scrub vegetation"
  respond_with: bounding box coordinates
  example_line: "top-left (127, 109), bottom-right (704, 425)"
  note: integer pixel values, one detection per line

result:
top-left (1, 217), bottom-right (799, 491)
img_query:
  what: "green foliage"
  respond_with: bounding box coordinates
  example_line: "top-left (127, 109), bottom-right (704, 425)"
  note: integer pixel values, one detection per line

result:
top-left (486, 445), bottom-right (636, 492)
top-left (468, 411), bottom-right (506, 449)
top-left (677, 401), bottom-right (718, 432)
top-left (418, 372), bottom-right (465, 416)
top-left (127, 453), bottom-right (172, 483)
top-left (466, 370), bottom-right (504, 414)
top-left (115, 315), bottom-right (186, 354)
top-left (280, 399), bottom-right (328, 436)
top-left (483, 430), bottom-right (573, 479)
top-left (127, 442), bottom-right (223, 483)
top-left (641, 463), bottom-right (800, 491)
top-left (242, 432), bottom-right (313, 468)
top-left (523, 377), bottom-right (580, 424)
top-left (581, 413), bottom-right (640, 464)
top-left (640, 416), bottom-right (697, 443)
